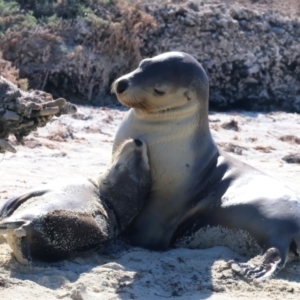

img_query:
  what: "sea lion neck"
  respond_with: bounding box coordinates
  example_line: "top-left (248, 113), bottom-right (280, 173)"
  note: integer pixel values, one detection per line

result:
top-left (132, 100), bottom-right (211, 138)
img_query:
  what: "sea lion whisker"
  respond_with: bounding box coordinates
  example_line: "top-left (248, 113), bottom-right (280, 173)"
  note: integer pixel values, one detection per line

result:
top-left (111, 81), bottom-right (117, 94)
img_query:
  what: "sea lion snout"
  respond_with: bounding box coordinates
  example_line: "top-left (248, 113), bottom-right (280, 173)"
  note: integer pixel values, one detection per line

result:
top-left (134, 139), bottom-right (143, 147)
top-left (115, 78), bottom-right (129, 94)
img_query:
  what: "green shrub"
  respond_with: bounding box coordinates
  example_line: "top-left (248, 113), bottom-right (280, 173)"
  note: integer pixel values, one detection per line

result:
top-left (0, 0), bottom-right (38, 33)
top-left (0, 1), bottom-right (19, 16)
top-left (0, 0), bottom-right (156, 104)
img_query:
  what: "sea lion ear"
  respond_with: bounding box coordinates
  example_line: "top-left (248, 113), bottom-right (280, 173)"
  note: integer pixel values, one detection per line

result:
top-left (184, 90), bottom-right (191, 101)
top-left (98, 171), bottom-right (112, 187)
top-left (139, 58), bottom-right (151, 69)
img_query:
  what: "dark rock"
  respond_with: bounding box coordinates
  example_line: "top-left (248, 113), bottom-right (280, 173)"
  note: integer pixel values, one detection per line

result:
top-left (282, 153), bottom-right (300, 164)
top-left (0, 77), bottom-right (77, 153)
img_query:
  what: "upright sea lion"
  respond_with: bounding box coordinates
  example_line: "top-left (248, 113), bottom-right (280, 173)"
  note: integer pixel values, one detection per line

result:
top-left (112, 51), bottom-right (300, 280)
top-left (0, 139), bottom-right (150, 264)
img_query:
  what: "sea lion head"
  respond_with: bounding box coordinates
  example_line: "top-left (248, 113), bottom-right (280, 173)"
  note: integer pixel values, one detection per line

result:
top-left (101, 138), bottom-right (150, 189)
top-left (112, 52), bottom-right (209, 114)
top-left (99, 139), bottom-right (151, 230)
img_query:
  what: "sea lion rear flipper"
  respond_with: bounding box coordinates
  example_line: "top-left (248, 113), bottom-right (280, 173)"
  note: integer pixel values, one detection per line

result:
top-left (0, 190), bottom-right (48, 220)
top-left (231, 247), bottom-right (286, 281)
top-left (0, 219), bottom-right (28, 236)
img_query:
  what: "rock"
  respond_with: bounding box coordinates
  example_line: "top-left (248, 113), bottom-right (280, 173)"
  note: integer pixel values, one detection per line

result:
top-left (0, 77), bottom-right (77, 153)
top-left (0, 1), bottom-right (300, 112)
top-left (282, 153), bottom-right (300, 164)
top-left (140, 2), bottom-right (300, 112)
top-left (221, 119), bottom-right (239, 131)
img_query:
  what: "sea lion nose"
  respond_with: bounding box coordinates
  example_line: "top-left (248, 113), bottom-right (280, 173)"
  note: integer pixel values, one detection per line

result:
top-left (134, 139), bottom-right (143, 147)
top-left (116, 79), bottom-right (129, 94)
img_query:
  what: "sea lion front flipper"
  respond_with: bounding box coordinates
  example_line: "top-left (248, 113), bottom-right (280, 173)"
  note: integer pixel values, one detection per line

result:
top-left (0, 190), bottom-right (48, 220)
top-left (0, 219), bottom-right (28, 236)
top-left (231, 247), bottom-right (286, 281)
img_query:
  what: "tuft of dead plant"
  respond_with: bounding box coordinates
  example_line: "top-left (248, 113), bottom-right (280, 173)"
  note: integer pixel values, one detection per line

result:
top-left (253, 145), bottom-right (275, 153)
top-left (48, 125), bottom-right (75, 142)
top-left (0, 0), bottom-right (157, 104)
top-left (279, 135), bottom-right (300, 145)
top-left (217, 142), bottom-right (246, 155)
top-left (0, 51), bottom-right (28, 90)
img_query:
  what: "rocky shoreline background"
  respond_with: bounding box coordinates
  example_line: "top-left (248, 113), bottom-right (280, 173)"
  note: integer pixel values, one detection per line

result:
top-left (0, 0), bottom-right (300, 112)
top-left (0, 76), bottom-right (77, 153)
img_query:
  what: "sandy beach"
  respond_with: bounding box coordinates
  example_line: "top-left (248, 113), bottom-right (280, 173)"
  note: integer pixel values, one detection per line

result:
top-left (0, 105), bottom-right (300, 299)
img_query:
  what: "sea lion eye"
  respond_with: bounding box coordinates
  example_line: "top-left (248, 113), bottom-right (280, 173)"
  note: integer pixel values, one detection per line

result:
top-left (153, 88), bottom-right (165, 96)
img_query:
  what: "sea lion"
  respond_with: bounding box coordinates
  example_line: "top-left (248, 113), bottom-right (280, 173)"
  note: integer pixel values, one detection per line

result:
top-left (0, 139), bottom-right (150, 264)
top-left (112, 51), bottom-right (300, 280)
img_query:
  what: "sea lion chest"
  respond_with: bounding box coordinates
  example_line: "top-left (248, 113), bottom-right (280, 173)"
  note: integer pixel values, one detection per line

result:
top-left (114, 109), bottom-right (213, 249)
top-left (114, 110), bottom-right (199, 196)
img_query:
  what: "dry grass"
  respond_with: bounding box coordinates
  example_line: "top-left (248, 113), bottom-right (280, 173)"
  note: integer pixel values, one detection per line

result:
top-left (217, 142), bottom-right (246, 155)
top-left (48, 126), bottom-right (75, 142)
top-left (253, 145), bottom-right (275, 153)
top-left (0, 51), bottom-right (28, 90)
top-left (279, 135), bottom-right (300, 144)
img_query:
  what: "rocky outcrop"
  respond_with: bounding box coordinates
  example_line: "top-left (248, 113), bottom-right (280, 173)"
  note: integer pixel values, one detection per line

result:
top-left (0, 2), bottom-right (155, 104)
top-left (0, 77), bottom-right (77, 153)
top-left (141, 1), bottom-right (300, 111)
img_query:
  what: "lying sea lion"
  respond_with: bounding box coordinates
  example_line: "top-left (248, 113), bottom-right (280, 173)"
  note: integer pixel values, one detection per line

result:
top-left (112, 51), bottom-right (300, 280)
top-left (0, 139), bottom-right (150, 264)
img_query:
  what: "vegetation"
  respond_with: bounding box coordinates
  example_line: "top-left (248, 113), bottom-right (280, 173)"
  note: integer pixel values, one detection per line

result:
top-left (1, 0), bottom-right (299, 106)
top-left (0, 0), bottom-right (156, 104)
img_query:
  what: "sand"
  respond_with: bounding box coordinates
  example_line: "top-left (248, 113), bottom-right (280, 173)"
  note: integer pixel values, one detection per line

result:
top-left (0, 105), bottom-right (300, 299)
